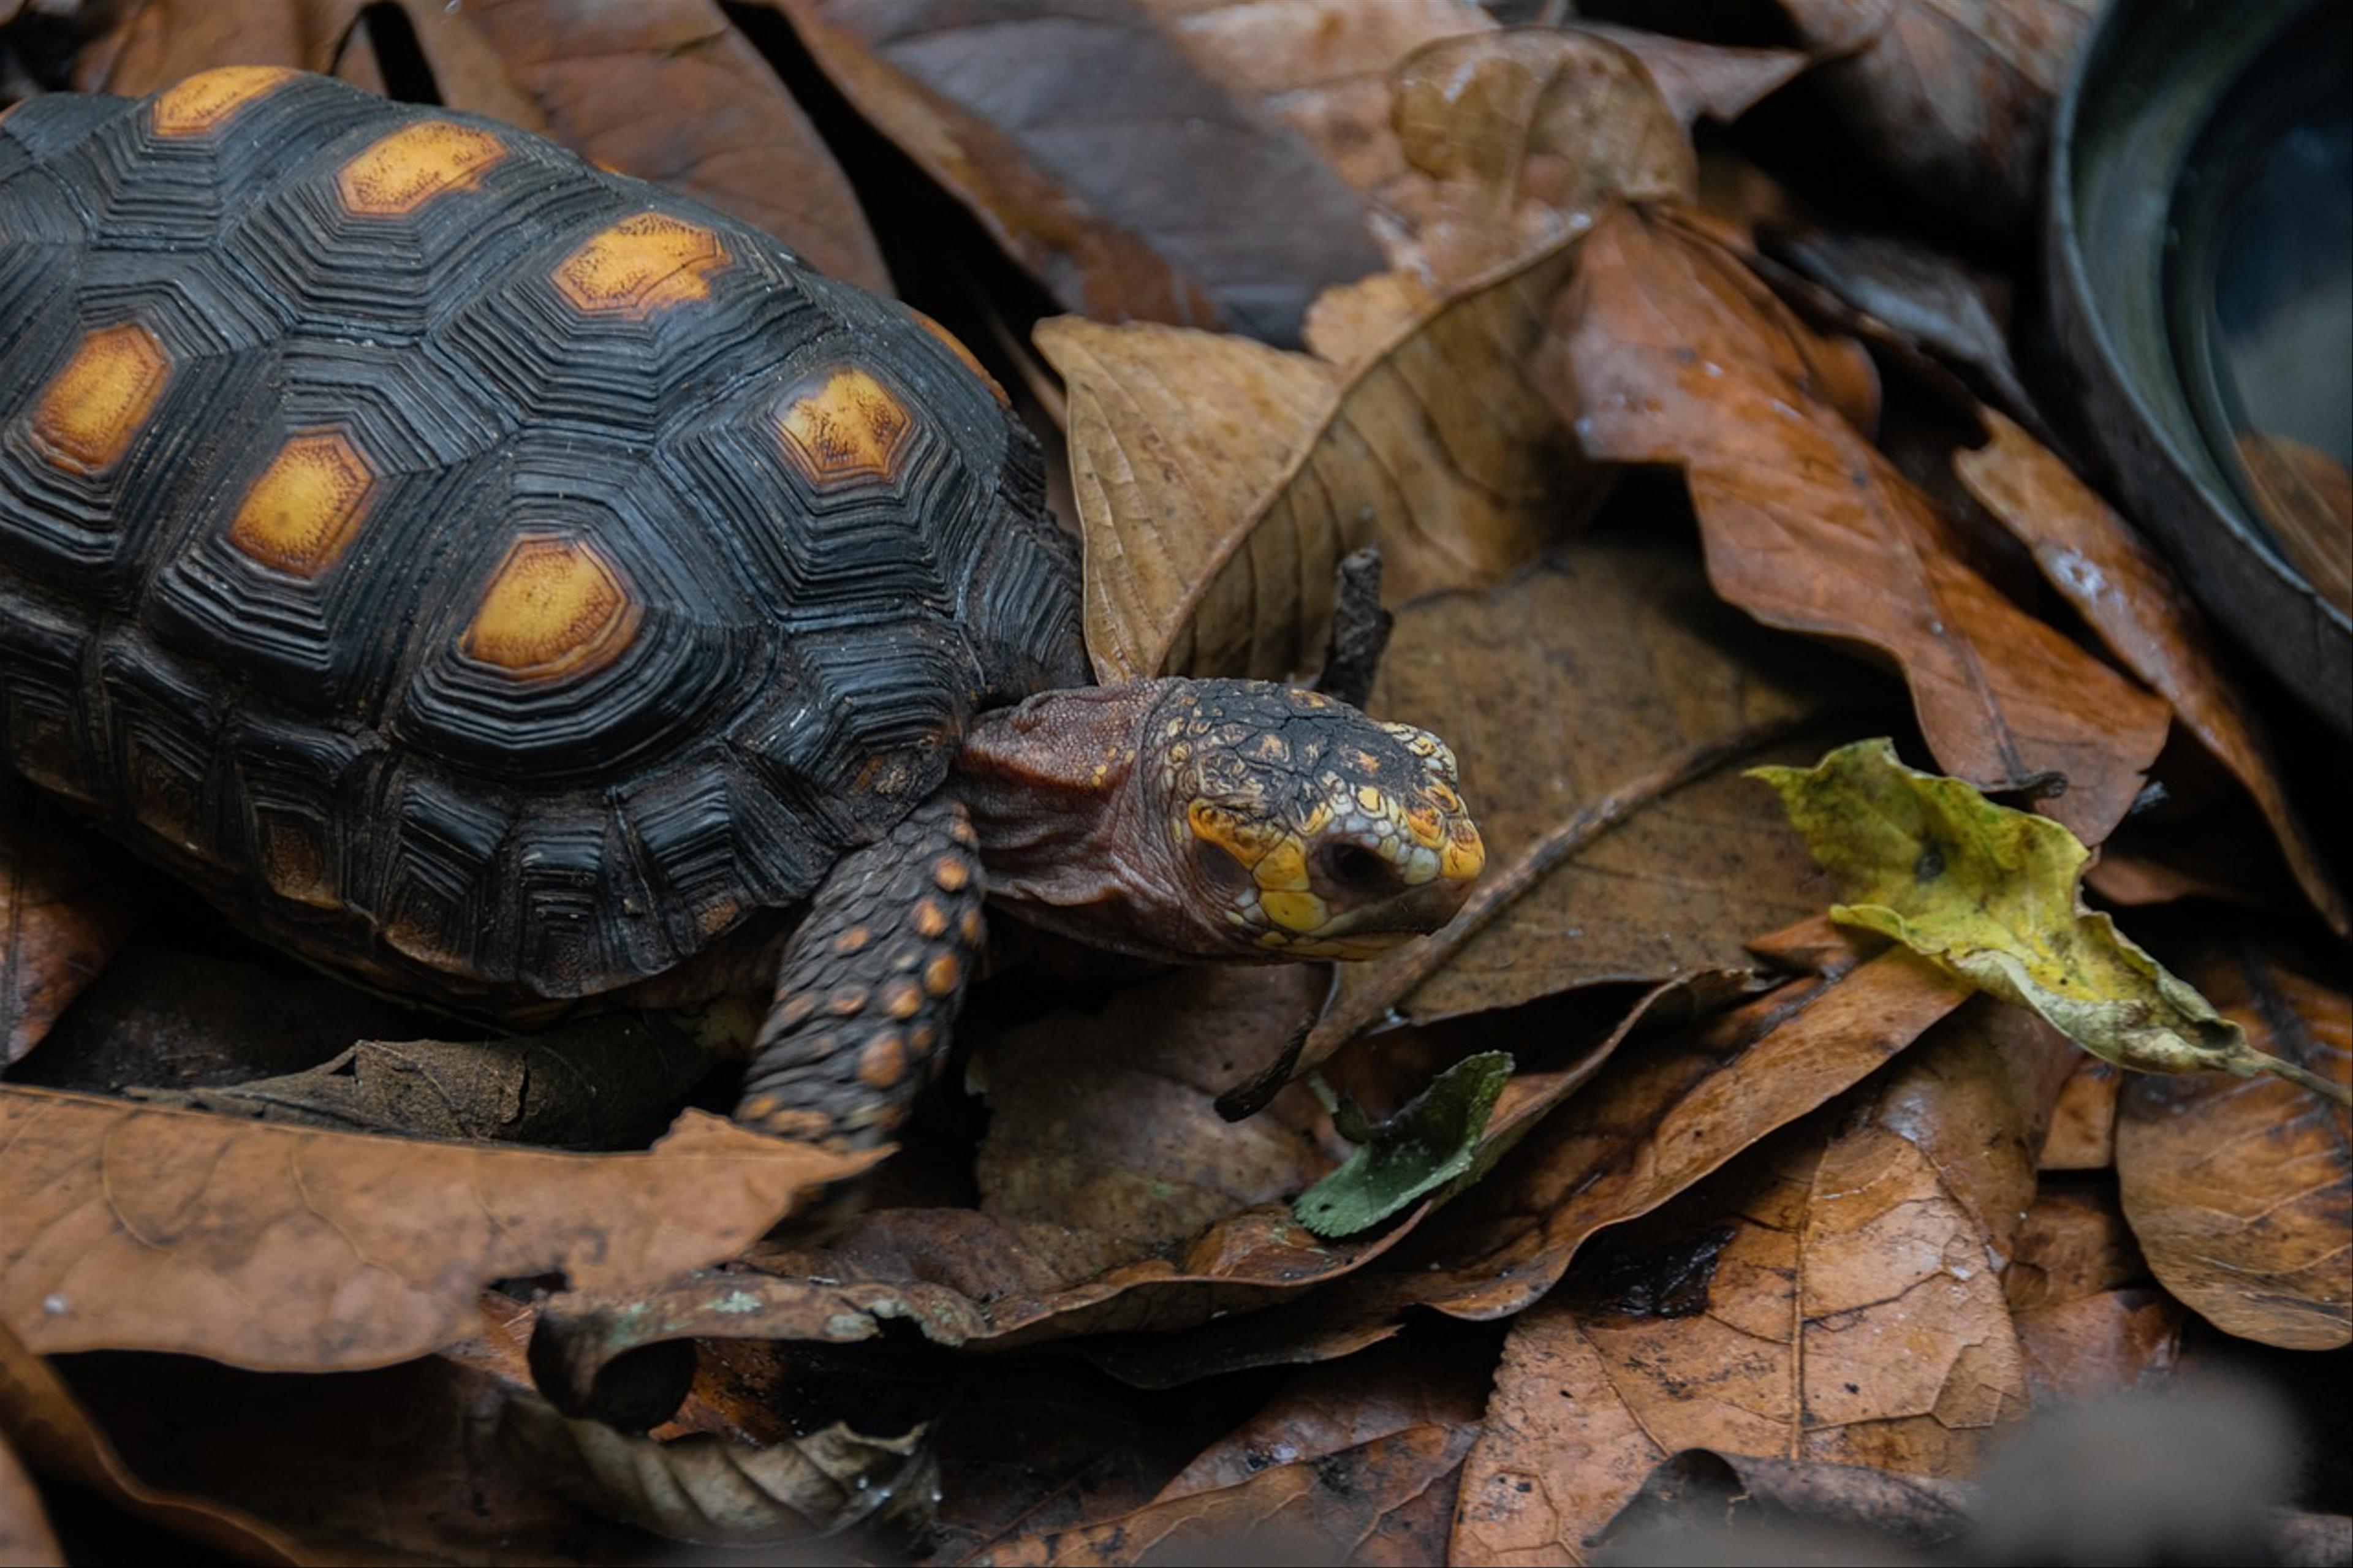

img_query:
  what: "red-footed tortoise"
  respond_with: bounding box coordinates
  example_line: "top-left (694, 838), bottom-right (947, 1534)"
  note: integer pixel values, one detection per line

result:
top-left (0, 68), bottom-right (1485, 1148)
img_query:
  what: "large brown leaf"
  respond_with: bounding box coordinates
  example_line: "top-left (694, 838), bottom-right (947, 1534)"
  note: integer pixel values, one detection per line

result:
top-left (83, 0), bottom-right (889, 290)
top-left (775, 0), bottom-right (1384, 344)
top-left (1450, 1002), bottom-right (2070, 1563)
top-left (0, 1091), bottom-right (867, 1369)
top-left (2115, 949), bottom-right (2351, 1350)
top-left (1775, 0), bottom-right (2094, 235)
top-left (1326, 527), bottom-right (1855, 1028)
top-left (1553, 205), bottom-right (2170, 844)
top-left (0, 798), bottom-right (138, 1068)
top-left (1955, 409), bottom-right (2347, 934)
top-left (1040, 238), bottom-right (1577, 683)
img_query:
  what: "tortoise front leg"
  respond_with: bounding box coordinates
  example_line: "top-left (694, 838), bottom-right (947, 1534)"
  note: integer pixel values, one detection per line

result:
top-left (735, 798), bottom-right (987, 1151)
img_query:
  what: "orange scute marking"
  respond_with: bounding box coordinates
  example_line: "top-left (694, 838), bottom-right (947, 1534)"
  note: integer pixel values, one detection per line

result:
top-left (461, 533), bottom-right (642, 680)
top-left (550, 212), bottom-right (729, 319)
top-left (336, 119), bottom-right (506, 216)
top-left (226, 430), bottom-right (379, 578)
top-left (150, 66), bottom-right (298, 138)
top-left (28, 322), bottom-right (172, 474)
top-left (908, 306), bottom-right (1009, 407)
top-left (775, 367), bottom-right (912, 486)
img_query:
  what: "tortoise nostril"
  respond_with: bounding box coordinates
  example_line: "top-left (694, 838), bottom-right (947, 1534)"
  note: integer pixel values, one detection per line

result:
top-left (1324, 843), bottom-right (1390, 890)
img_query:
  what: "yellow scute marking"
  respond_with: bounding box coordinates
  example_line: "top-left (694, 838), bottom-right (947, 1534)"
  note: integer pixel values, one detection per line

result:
top-left (337, 119), bottom-right (505, 216)
top-left (28, 322), bottom-right (171, 474)
top-left (462, 534), bottom-right (642, 680)
top-left (551, 212), bottom-right (729, 319)
top-left (775, 367), bottom-right (912, 486)
top-left (150, 66), bottom-right (298, 138)
top-left (226, 430), bottom-right (377, 578)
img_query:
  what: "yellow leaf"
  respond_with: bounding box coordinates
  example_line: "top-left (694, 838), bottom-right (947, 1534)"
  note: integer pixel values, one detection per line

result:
top-left (1751, 740), bottom-right (2349, 1107)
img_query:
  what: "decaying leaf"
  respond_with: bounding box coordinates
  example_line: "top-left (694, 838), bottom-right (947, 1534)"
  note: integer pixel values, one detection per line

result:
top-left (84, 0), bottom-right (890, 290)
top-left (1752, 738), bottom-right (2346, 1101)
top-left (2116, 949), bottom-right (2352, 1350)
top-left (1040, 237), bottom-right (1577, 683)
top-left (1452, 1001), bottom-right (2066, 1562)
top-left (0, 1091), bottom-right (870, 1369)
top-left (1296, 1051), bottom-right (1510, 1238)
top-left (1555, 204), bottom-right (2170, 845)
top-left (0, 797), bottom-right (139, 1068)
top-left (1955, 409), bottom-right (2347, 934)
top-left (1389, 28), bottom-right (1696, 283)
top-left (1774, 0), bottom-right (2095, 235)
top-left (776, 0), bottom-right (1383, 344)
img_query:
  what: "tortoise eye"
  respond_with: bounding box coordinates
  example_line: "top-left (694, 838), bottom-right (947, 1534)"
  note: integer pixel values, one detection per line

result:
top-left (1322, 843), bottom-right (1391, 890)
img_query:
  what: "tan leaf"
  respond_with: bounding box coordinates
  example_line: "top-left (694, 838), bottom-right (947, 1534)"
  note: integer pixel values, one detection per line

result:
top-left (2235, 431), bottom-right (2353, 615)
top-left (1327, 528), bottom-right (1850, 1028)
top-left (2116, 950), bottom-right (2352, 1350)
top-left (1041, 238), bottom-right (1577, 683)
top-left (2039, 1057), bottom-right (2121, 1170)
top-left (1554, 205), bottom-right (2170, 844)
top-left (1391, 28), bottom-right (1696, 284)
top-left (1567, 22), bottom-right (1811, 128)
top-left (1956, 409), bottom-right (2347, 934)
top-left (1452, 1002), bottom-right (2067, 1563)
top-left (0, 1091), bottom-right (870, 1369)
top-left (1, 798), bottom-right (139, 1067)
top-left (773, 0), bottom-right (1383, 343)
top-left (1775, 0), bottom-right (2095, 234)
top-left (0, 1425), bottom-right (59, 1568)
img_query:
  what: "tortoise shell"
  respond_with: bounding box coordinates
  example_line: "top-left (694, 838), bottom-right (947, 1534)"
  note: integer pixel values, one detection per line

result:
top-left (0, 68), bottom-right (1085, 1007)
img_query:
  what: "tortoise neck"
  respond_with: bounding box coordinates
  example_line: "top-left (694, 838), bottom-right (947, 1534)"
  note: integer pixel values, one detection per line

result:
top-left (952, 683), bottom-right (1167, 924)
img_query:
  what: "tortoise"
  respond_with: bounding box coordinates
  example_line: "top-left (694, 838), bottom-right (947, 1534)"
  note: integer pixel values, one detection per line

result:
top-left (0, 68), bottom-right (1485, 1149)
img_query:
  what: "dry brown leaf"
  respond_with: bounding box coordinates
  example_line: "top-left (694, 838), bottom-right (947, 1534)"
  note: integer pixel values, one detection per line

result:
top-left (985, 1338), bottom-right (1485, 1566)
top-left (1327, 528), bottom-right (1852, 1026)
top-left (1555, 205), bottom-right (2170, 844)
top-left (1566, 22), bottom-right (1811, 128)
top-left (2014, 1287), bottom-right (2182, 1408)
top-left (0, 1091), bottom-right (869, 1369)
top-left (1451, 1002), bottom-right (2069, 1563)
top-left (1592, 1450), bottom-right (1975, 1562)
top-left (2115, 949), bottom-right (2351, 1350)
top-left (2236, 431), bottom-right (2353, 616)
top-left (775, 0), bottom-right (1382, 344)
top-left (0, 1320), bottom-right (313, 1564)
top-left (2004, 1185), bottom-right (2146, 1312)
top-left (1956, 410), bottom-right (2347, 934)
top-left (0, 798), bottom-right (138, 1067)
top-left (1775, 0), bottom-right (2095, 235)
top-left (1142, 0), bottom-right (1494, 268)
top-left (0, 1424), bottom-right (59, 1568)
top-left (83, 0), bottom-right (888, 291)
top-left (2040, 1056), bottom-right (2120, 1170)
top-left (1041, 238), bottom-right (1576, 683)
top-left (1391, 29), bottom-right (1696, 284)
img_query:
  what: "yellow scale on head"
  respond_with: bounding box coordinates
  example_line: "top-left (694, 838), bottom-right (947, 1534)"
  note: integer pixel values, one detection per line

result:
top-left (27, 322), bottom-right (172, 475)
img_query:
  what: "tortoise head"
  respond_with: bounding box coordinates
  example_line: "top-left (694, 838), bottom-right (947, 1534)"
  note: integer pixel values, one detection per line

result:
top-left (1145, 680), bottom-right (1482, 959)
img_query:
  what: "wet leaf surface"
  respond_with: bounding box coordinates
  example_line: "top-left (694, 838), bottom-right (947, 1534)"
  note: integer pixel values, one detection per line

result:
top-left (2116, 949), bottom-right (2352, 1350)
top-left (1556, 204), bottom-right (2171, 846)
top-left (0, 1093), bottom-right (869, 1369)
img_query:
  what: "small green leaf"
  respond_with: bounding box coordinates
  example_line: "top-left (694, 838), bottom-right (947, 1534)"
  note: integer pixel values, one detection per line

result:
top-left (1294, 1051), bottom-right (1514, 1238)
top-left (1751, 739), bottom-right (2349, 1105)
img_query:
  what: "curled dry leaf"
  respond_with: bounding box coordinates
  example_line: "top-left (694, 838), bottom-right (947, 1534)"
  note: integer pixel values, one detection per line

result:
top-left (1390, 28), bottom-right (1696, 284)
top-left (775, 0), bottom-right (1382, 344)
top-left (501, 1395), bottom-right (934, 1548)
top-left (1325, 528), bottom-right (1851, 1031)
top-left (0, 1091), bottom-right (870, 1369)
top-left (1955, 409), bottom-right (2347, 934)
top-left (2116, 949), bottom-right (2352, 1350)
top-left (1555, 205), bottom-right (2170, 844)
top-left (1, 797), bottom-right (138, 1067)
top-left (1040, 238), bottom-right (1577, 683)
top-left (1775, 0), bottom-right (2096, 235)
top-left (1452, 1001), bottom-right (2068, 1564)
top-left (1565, 22), bottom-right (1812, 129)
top-left (86, 0), bottom-right (889, 290)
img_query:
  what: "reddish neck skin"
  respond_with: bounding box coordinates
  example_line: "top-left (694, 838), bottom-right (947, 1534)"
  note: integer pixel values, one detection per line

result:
top-left (952, 684), bottom-right (1195, 959)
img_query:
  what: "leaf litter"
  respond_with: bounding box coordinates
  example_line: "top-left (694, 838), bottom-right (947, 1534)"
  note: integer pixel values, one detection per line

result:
top-left (2, 2), bottom-right (2348, 1561)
